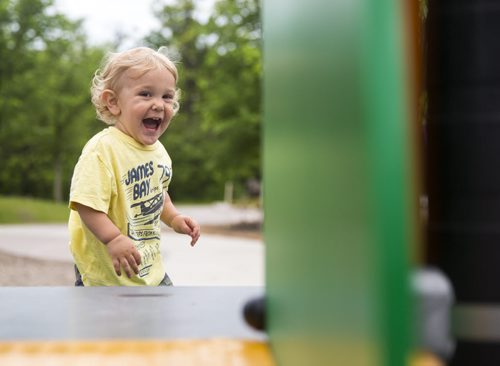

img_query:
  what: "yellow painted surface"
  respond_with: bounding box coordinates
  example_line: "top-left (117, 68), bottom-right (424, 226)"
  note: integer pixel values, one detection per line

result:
top-left (409, 351), bottom-right (444, 366)
top-left (0, 339), bottom-right (274, 366)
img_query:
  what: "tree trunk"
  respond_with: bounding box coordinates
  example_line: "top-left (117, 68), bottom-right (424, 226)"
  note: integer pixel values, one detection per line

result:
top-left (53, 155), bottom-right (63, 203)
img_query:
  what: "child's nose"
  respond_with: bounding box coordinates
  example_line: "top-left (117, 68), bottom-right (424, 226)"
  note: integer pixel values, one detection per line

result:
top-left (152, 102), bottom-right (164, 112)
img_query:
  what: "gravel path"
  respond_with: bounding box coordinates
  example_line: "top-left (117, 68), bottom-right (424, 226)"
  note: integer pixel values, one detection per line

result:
top-left (0, 250), bottom-right (75, 286)
top-left (0, 203), bottom-right (263, 286)
top-left (0, 225), bottom-right (262, 287)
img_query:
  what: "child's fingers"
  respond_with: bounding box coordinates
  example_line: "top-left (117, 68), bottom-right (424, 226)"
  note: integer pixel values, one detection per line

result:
top-left (180, 221), bottom-right (192, 235)
top-left (113, 259), bottom-right (121, 276)
top-left (133, 249), bottom-right (142, 265)
top-left (185, 218), bottom-right (200, 246)
top-left (190, 227), bottom-right (201, 246)
top-left (187, 217), bottom-right (198, 231)
top-left (120, 257), bottom-right (133, 278)
top-left (128, 254), bottom-right (139, 275)
top-left (173, 216), bottom-right (200, 246)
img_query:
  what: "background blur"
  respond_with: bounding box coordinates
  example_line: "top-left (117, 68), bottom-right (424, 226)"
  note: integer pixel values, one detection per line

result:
top-left (0, 0), bottom-right (261, 208)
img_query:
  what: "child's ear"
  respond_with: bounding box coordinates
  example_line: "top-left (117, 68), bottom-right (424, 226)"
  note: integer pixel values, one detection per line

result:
top-left (101, 89), bottom-right (120, 116)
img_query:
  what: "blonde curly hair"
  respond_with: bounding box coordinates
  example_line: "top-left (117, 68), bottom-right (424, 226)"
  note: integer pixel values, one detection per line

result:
top-left (90, 47), bottom-right (181, 125)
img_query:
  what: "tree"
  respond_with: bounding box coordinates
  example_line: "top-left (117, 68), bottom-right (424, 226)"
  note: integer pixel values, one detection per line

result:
top-left (199, 0), bottom-right (261, 195)
top-left (145, 0), bottom-right (262, 201)
top-left (0, 0), bottom-right (105, 201)
top-left (34, 44), bottom-right (104, 202)
top-left (145, 0), bottom-right (219, 201)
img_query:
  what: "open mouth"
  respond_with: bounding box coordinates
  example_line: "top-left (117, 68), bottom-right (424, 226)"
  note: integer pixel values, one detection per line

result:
top-left (142, 117), bottom-right (162, 130)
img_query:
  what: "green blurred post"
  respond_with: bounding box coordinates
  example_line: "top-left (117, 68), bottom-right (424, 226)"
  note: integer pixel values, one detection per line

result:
top-left (263, 1), bottom-right (415, 365)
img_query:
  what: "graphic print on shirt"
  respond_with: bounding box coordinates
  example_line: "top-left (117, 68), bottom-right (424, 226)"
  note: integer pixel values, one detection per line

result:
top-left (121, 160), bottom-right (171, 277)
top-left (129, 193), bottom-right (163, 239)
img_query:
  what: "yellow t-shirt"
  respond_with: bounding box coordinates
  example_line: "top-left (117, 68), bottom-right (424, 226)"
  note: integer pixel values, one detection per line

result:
top-left (68, 127), bottom-right (172, 286)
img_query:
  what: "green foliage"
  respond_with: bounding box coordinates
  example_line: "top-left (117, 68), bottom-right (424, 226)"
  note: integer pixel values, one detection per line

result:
top-left (0, 0), bottom-right (105, 202)
top-left (145, 0), bottom-right (262, 201)
top-left (0, 0), bottom-right (262, 203)
top-left (200, 0), bottom-right (261, 186)
top-left (0, 195), bottom-right (69, 223)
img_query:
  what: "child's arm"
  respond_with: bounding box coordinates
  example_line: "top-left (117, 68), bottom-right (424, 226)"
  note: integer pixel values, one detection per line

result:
top-left (73, 203), bottom-right (141, 278)
top-left (161, 192), bottom-right (201, 246)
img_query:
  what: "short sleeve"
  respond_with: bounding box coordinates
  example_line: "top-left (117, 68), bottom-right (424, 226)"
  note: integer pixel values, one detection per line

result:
top-left (69, 151), bottom-right (115, 214)
top-left (162, 165), bottom-right (172, 192)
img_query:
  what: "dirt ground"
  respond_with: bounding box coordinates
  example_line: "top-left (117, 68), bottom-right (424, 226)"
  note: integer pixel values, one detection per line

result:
top-left (0, 224), bottom-right (262, 287)
top-left (0, 250), bottom-right (75, 286)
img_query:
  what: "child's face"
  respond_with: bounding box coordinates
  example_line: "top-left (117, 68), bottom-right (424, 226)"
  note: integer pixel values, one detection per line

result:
top-left (112, 67), bottom-right (176, 145)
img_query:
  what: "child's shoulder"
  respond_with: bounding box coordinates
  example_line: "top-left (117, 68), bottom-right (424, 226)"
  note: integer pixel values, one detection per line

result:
top-left (82, 127), bottom-right (116, 153)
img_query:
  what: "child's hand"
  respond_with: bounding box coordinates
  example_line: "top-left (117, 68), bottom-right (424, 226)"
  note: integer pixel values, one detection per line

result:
top-left (106, 234), bottom-right (142, 278)
top-left (171, 215), bottom-right (201, 246)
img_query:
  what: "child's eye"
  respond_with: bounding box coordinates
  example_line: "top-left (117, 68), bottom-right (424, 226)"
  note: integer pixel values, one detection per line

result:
top-left (163, 94), bottom-right (174, 101)
top-left (139, 91), bottom-right (151, 97)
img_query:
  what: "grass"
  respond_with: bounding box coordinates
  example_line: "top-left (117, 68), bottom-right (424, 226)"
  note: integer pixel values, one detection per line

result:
top-left (0, 196), bottom-right (69, 224)
top-left (0, 195), bottom-right (262, 224)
